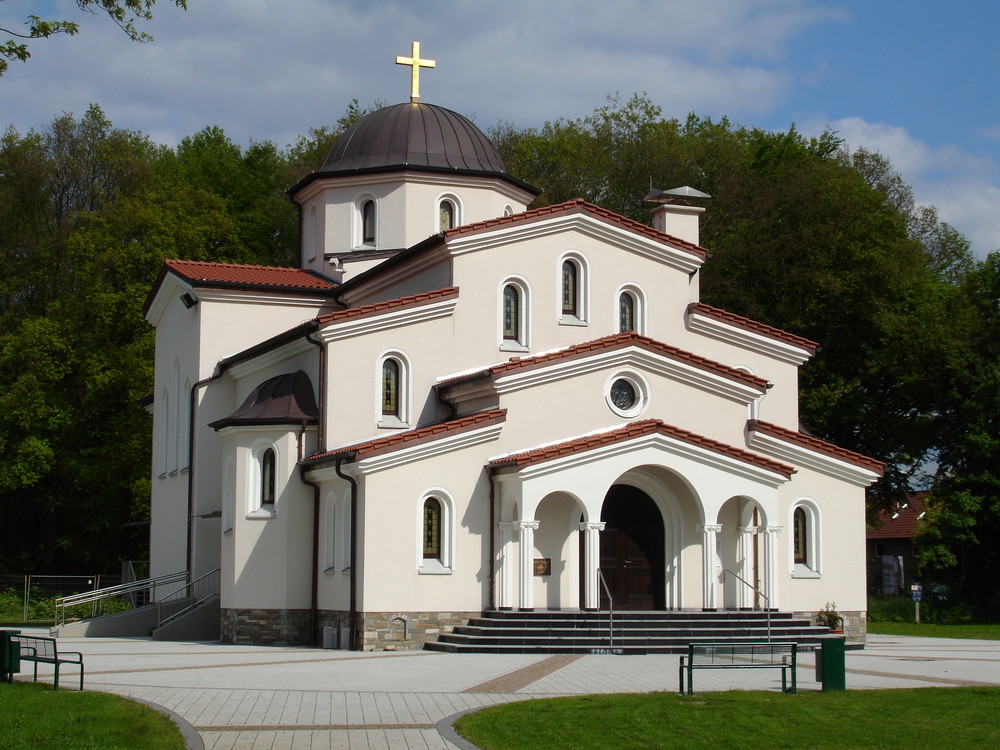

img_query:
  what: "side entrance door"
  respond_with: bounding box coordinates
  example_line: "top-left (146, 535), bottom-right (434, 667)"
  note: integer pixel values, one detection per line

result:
top-left (598, 485), bottom-right (665, 610)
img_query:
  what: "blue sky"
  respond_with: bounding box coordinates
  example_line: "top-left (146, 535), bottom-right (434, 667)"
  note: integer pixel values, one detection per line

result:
top-left (3, 1), bottom-right (998, 257)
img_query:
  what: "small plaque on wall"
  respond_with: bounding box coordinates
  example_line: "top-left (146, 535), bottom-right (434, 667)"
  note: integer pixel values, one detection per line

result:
top-left (533, 558), bottom-right (551, 576)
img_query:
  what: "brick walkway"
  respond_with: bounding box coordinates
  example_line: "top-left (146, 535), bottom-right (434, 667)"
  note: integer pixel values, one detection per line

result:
top-left (13, 630), bottom-right (1000, 749)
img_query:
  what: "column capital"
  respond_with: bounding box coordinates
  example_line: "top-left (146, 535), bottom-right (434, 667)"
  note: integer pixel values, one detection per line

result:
top-left (764, 525), bottom-right (783, 535)
top-left (514, 520), bottom-right (539, 531)
top-left (697, 523), bottom-right (723, 533)
top-left (738, 525), bottom-right (762, 534)
top-left (579, 521), bottom-right (606, 532)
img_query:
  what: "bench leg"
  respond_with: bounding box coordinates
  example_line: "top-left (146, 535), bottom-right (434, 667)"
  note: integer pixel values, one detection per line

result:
top-left (53, 662), bottom-right (59, 691)
top-left (678, 657), bottom-right (685, 695)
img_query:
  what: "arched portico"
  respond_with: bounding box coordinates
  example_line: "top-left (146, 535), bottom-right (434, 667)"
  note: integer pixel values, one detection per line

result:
top-left (491, 428), bottom-right (790, 612)
top-left (716, 496), bottom-right (780, 611)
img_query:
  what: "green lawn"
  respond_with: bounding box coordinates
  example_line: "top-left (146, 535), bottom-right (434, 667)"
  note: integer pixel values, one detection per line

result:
top-left (868, 621), bottom-right (1000, 640)
top-left (454, 687), bottom-right (1000, 750)
top-left (0, 681), bottom-right (185, 749)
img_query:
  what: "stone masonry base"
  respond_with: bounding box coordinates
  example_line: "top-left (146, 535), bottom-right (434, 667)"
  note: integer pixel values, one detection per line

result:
top-left (221, 608), bottom-right (476, 650)
top-left (795, 608), bottom-right (867, 645)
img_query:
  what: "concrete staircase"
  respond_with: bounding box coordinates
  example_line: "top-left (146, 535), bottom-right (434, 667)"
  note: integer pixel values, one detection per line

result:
top-left (425, 610), bottom-right (830, 654)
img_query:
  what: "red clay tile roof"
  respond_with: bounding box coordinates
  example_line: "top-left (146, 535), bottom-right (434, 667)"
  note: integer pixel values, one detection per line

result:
top-left (868, 492), bottom-right (927, 539)
top-left (749, 420), bottom-right (884, 474)
top-left (490, 419), bottom-right (794, 476)
top-left (317, 287), bottom-right (458, 325)
top-left (305, 409), bottom-right (506, 464)
top-left (440, 332), bottom-right (768, 391)
top-left (444, 198), bottom-right (708, 259)
top-left (165, 259), bottom-right (338, 291)
top-left (688, 303), bottom-right (819, 353)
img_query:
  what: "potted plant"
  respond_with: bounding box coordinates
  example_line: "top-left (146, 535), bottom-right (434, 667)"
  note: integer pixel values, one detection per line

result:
top-left (817, 602), bottom-right (844, 633)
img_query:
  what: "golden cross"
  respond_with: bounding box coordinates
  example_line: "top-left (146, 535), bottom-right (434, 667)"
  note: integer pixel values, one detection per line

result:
top-left (395, 41), bottom-right (436, 102)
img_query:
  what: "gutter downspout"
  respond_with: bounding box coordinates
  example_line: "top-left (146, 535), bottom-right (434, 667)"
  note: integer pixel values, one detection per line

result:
top-left (302, 330), bottom-right (325, 647)
top-left (335, 456), bottom-right (359, 650)
top-left (187, 369), bottom-right (223, 583)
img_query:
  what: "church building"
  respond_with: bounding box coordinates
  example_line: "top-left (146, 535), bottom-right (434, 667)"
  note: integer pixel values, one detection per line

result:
top-left (144, 45), bottom-right (882, 650)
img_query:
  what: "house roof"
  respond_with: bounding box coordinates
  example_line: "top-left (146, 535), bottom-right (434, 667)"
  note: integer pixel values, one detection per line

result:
top-left (438, 331), bottom-right (768, 391)
top-left (489, 418), bottom-right (794, 477)
top-left (688, 303), bottom-right (819, 353)
top-left (145, 259), bottom-right (338, 315)
top-left (868, 492), bottom-right (927, 539)
top-left (316, 287), bottom-right (458, 326)
top-left (304, 409), bottom-right (507, 464)
top-left (333, 198), bottom-right (708, 299)
top-left (749, 420), bottom-right (885, 474)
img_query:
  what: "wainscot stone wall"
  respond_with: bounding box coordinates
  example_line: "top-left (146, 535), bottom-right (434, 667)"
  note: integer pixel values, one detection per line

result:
top-left (358, 611), bottom-right (478, 651)
top-left (795, 609), bottom-right (867, 645)
top-left (221, 608), bottom-right (312, 646)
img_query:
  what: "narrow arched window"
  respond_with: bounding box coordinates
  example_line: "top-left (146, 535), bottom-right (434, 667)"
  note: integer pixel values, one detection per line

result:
top-left (261, 448), bottom-right (276, 507)
top-left (793, 506), bottom-right (807, 565)
top-left (439, 200), bottom-right (455, 232)
top-left (423, 497), bottom-right (442, 559)
top-left (362, 200), bottom-right (376, 244)
top-left (503, 284), bottom-right (520, 340)
top-left (561, 260), bottom-right (578, 316)
top-left (381, 359), bottom-right (399, 416)
top-left (619, 292), bottom-right (636, 332)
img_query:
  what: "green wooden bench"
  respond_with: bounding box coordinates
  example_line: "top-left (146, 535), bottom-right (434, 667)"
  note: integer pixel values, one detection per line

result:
top-left (11, 634), bottom-right (85, 691)
top-left (678, 641), bottom-right (797, 695)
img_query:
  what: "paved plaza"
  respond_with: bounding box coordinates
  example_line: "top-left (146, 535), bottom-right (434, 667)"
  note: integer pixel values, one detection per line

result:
top-left (12, 628), bottom-right (1000, 749)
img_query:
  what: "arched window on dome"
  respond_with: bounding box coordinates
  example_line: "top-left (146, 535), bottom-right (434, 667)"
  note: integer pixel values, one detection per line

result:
top-left (362, 199), bottom-right (376, 245)
top-left (439, 199), bottom-right (455, 232)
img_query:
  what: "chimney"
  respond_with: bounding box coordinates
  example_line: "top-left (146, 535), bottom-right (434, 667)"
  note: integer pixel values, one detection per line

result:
top-left (646, 186), bottom-right (711, 246)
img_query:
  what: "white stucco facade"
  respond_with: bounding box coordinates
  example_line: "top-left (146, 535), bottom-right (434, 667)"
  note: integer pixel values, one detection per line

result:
top-left (145, 101), bottom-right (881, 650)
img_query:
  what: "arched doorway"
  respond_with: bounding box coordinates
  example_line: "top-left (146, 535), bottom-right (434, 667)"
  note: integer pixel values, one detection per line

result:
top-left (598, 485), bottom-right (665, 609)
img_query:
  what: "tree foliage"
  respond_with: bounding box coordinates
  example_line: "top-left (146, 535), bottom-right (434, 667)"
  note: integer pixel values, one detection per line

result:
top-left (1, 1), bottom-right (187, 77)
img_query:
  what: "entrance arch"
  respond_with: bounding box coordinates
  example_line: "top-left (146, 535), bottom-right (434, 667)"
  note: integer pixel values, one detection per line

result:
top-left (598, 485), bottom-right (665, 610)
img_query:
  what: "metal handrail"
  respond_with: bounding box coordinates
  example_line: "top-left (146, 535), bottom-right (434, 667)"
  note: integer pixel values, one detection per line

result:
top-left (596, 568), bottom-right (614, 651)
top-left (156, 568), bottom-right (220, 629)
top-left (722, 568), bottom-right (771, 641)
top-left (55, 571), bottom-right (189, 626)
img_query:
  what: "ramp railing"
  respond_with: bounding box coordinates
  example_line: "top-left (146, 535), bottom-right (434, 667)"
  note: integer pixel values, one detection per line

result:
top-left (722, 568), bottom-right (770, 641)
top-left (55, 570), bottom-right (189, 627)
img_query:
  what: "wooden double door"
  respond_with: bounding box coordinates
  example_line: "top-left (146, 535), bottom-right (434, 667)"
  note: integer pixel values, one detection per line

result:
top-left (596, 485), bottom-right (666, 610)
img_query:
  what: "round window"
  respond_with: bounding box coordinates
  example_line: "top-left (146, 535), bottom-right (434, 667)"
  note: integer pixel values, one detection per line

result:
top-left (610, 378), bottom-right (637, 410)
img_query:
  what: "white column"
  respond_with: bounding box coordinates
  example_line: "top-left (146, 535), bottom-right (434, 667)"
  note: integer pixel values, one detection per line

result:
top-left (515, 520), bottom-right (539, 611)
top-left (698, 523), bottom-right (722, 610)
top-left (764, 525), bottom-right (782, 610)
top-left (496, 521), bottom-right (515, 610)
top-left (578, 521), bottom-right (606, 610)
top-left (737, 525), bottom-right (759, 609)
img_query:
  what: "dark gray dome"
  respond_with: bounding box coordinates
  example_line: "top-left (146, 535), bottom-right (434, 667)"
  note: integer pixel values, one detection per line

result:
top-left (321, 102), bottom-right (506, 174)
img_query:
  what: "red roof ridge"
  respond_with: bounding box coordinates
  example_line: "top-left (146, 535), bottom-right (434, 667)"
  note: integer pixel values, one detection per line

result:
top-left (490, 418), bottom-right (793, 476)
top-left (749, 420), bottom-right (884, 473)
top-left (317, 287), bottom-right (458, 325)
top-left (439, 331), bottom-right (767, 390)
top-left (306, 408), bottom-right (506, 463)
top-left (163, 259), bottom-right (337, 290)
top-left (443, 198), bottom-right (707, 259)
top-left (688, 303), bottom-right (819, 352)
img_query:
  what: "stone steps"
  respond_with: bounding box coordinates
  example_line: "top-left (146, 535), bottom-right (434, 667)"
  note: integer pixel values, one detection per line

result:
top-left (425, 610), bottom-right (830, 654)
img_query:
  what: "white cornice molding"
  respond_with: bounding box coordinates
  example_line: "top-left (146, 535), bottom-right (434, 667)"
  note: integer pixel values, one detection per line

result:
top-left (446, 213), bottom-right (704, 273)
top-left (318, 297), bottom-right (458, 342)
top-left (294, 170), bottom-right (535, 205)
top-left (747, 427), bottom-right (881, 487)
top-left (306, 422), bottom-right (504, 479)
top-left (225, 338), bottom-right (316, 381)
top-left (686, 310), bottom-right (814, 366)
top-left (498, 431), bottom-right (789, 487)
top-left (145, 274), bottom-right (191, 326)
top-left (491, 346), bottom-right (764, 404)
top-left (335, 247), bottom-right (450, 306)
top-left (195, 289), bottom-right (334, 308)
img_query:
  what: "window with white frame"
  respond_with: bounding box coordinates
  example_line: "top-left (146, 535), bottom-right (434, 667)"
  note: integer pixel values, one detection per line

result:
top-left (499, 277), bottom-right (530, 351)
top-left (359, 198), bottom-right (376, 246)
top-left (438, 197), bottom-right (458, 232)
top-left (790, 500), bottom-right (822, 577)
top-left (417, 490), bottom-right (453, 573)
top-left (558, 253), bottom-right (588, 325)
top-left (616, 284), bottom-right (645, 334)
top-left (378, 352), bottom-right (410, 428)
top-left (247, 441), bottom-right (279, 518)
